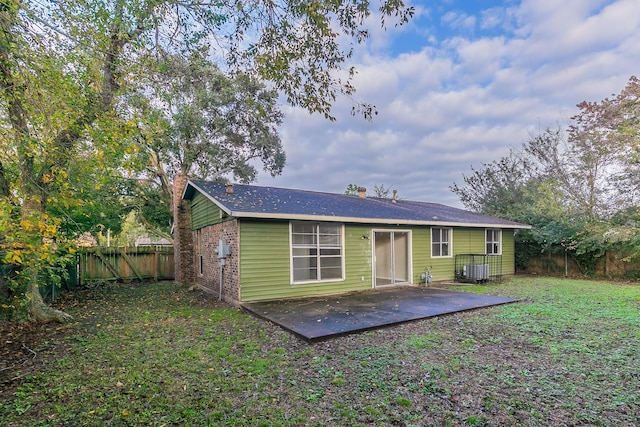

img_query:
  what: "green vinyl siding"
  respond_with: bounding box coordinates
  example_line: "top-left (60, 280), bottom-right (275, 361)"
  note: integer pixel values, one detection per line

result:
top-left (344, 225), bottom-right (374, 288)
top-left (426, 228), bottom-right (481, 282)
top-left (238, 221), bottom-right (291, 301)
top-left (424, 227), bottom-right (520, 281)
top-left (501, 230), bottom-right (515, 275)
top-left (190, 193), bottom-right (226, 230)
top-left (237, 220), bottom-right (518, 301)
top-left (454, 228), bottom-right (486, 254)
top-left (411, 228), bottom-right (430, 283)
top-left (239, 221), bottom-right (372, 302)
top-left (453, 228), bottom-right (515, 276)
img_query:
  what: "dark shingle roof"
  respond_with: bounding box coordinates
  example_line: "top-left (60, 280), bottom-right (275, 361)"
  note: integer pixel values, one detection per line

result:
top-left (184, 180), bottom-right (529, 229)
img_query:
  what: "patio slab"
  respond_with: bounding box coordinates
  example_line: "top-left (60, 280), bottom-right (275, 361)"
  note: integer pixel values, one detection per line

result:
top-left (242, 286), bottom-right (518, 342)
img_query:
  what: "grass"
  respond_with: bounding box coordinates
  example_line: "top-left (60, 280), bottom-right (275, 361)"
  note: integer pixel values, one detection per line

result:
top-left (1, 277), bottom-right (639, 426)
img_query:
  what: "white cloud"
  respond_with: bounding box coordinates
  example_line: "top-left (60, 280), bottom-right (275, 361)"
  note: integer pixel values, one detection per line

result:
top-left (480, 7), bottom-right (514, 31)
top-left (442, 11), bottom-right (477, 32)
top-left (256, 0), bottom-right (640, 209)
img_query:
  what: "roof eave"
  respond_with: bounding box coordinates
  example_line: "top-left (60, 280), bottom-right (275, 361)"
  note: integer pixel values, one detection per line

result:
top-left (184, 180), bottom-right (233, 216)
top-left (229, 211), bottom-right (531, 229)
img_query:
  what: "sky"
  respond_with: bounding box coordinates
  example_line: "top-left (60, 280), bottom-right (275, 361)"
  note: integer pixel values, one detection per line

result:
top-left (255, 0), bottom-right (640, 208)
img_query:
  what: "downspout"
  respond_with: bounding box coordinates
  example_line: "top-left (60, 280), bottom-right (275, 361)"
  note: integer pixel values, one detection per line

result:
top-left (219, 262), bottom-right (223, 301)
top-left (217, 238), bottom-right (230, 302)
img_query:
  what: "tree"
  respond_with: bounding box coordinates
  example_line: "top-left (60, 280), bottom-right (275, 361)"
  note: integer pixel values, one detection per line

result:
top-left (1, 0), bottom-right (415, 322)
top-left (130, 52), bottom-right (285, 234)
top-left (69, 0), bottom-right (413, 119)
top-left (451, 76), bottom-right (640, 274)
top-left (344, 184), bottom-right (360, 195)
top-left (600, 76), bottom-right (640, 204)
top-left (225, 0), bottom-right (415, 119)
top-left (450, 148), bottom-right (536, 217)
top-left (344, 183), bottom-right (396, 198)
top-left (1, 0), bottom-right (85, 322)
top-left (453, 85), bottom-right (639, 222)
top-left (372, 184), bottom-right (392, 198)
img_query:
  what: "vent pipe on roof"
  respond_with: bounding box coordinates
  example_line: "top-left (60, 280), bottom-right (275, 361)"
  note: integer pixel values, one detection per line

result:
top-left (391, 189), bottom-right (397, 203)
top-left (225, 183), bottom-right (234, 194)
top-left (358, 187), bottom-right (367, 198)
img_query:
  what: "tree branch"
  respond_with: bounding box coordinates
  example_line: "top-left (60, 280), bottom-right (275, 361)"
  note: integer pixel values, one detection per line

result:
top-left (0, 156), bottom-right (10, 198)
top-left (21, 343), bottom-right (36, 359)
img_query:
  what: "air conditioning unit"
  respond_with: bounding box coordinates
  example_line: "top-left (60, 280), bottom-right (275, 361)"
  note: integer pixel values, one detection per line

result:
top-left (463, 264), bottom-right (489, 281)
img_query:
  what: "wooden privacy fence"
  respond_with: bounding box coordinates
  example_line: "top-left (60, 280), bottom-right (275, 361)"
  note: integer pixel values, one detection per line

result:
top-left (78, 246), bottom-right (174, 285)
top-left (522, 250), bottom-right (639, 278)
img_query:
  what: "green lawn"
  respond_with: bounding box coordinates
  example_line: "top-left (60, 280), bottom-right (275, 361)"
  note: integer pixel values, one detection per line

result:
top-left (1, 277), bottom-right (639, 426)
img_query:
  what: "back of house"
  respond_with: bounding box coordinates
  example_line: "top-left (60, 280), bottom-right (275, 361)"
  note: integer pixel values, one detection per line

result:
top-left (174, 178), bottom-right (530, 305)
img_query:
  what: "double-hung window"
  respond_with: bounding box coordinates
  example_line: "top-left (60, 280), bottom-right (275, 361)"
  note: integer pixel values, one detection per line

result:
top-left (291, 222), bottom-right (343, 283)
top-left (431, 227), bottom-right (451, 257)
top-left (486, 229), bottom-right (502, 255)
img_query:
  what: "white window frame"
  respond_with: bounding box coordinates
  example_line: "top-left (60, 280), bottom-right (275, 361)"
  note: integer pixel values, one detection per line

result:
top-left (431, 227), bottom-right (452, 258)
top-left (486, 229), bottom-right (502, 255)
top-left (372, 229), bottom-right (413, 287)
top-left (290, 222), bottom-right (345, 284)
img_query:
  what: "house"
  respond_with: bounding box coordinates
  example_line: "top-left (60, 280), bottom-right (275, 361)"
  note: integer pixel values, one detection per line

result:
top-left (134, 237), bottom-right (173, 247)
top-left (173, 176), bottom-right (530, 306)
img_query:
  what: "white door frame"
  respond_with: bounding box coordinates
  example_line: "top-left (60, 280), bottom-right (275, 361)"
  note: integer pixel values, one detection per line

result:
top-left (372, 229), bottom-right (412, 287)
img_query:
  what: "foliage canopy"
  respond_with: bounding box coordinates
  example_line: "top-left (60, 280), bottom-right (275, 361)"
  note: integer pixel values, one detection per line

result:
top-left (451, 76), bottom-right (640, 274)
top-left (0, 0), bottom-right (414, 321)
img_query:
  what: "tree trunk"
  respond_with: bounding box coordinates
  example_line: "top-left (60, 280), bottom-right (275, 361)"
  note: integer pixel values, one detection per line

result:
top-left (0, 159), bottom-right (9, 198)
top-left (27, 267), bottom-right (73, 323)
top-left (1, 0), bottom-right (74, 323)
top-left (139, 213), bottom-right (174, 243)
top-left (1, 0), bottom-right (136, 323)
top-left (149, 149), bottom-right (174, 213)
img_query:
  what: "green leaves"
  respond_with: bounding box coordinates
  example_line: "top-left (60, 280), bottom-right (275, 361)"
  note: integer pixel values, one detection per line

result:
top-left (0, 199), bottom-right (76, 299)
top-left (1, 0), bottom-right (415, 320)
top-left (120, 51), bottom-right (287, 233)
top-left (228, 0), bottom-right (413, 119)
top-left (453, 76), bottom-right (640, 274)
top-left (148, 54), bottom-right (285, 175)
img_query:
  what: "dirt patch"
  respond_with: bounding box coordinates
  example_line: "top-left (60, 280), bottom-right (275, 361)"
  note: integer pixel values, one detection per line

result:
top-left (0, 320), bottom-right (69, 400)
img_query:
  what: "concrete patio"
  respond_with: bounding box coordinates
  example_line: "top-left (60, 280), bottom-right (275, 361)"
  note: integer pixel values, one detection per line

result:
top-left (242, 286), bottom-right (518, 342)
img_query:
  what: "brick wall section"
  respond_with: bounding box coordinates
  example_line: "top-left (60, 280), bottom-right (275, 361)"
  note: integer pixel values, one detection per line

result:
top-left (195, 219), bottom-right (241, 306)
top-left (173, 174), bottom-right (195, 284)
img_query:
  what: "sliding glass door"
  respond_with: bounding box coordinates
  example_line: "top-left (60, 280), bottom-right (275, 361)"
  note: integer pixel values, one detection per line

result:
top-left (374, 231), bottom-right (410, 287)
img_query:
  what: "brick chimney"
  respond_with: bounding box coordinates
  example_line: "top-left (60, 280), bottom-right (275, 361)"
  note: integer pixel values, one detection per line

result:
top-left (225, 183), bottom-right (234, 194)
top-left (173, 174), bottom-right (195, 284)
top-left (358, 187), bottom-right (367, 198)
